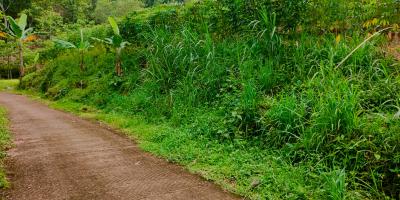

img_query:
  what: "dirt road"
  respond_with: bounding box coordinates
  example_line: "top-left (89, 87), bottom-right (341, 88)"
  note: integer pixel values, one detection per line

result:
top-left (0, 93), bottom-right (240, 200)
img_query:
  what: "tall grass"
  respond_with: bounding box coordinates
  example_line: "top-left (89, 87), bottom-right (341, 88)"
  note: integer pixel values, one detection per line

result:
top-left (0, 107), bottom-right (11, 188)
top-left (21, 1), bottom-right (400, 199)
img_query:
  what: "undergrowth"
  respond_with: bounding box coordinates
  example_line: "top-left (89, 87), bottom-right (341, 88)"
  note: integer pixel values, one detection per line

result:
top-left (20, 1), bottom-right (400, 199)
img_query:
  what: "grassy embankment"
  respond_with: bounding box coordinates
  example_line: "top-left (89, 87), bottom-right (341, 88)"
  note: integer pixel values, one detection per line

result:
top-left (0, 80), bottom-right (14, 188)
top-left (0, 107), bottom-right (10, 188)
top-left (19, 2), bottom-right (400, 200)
top-left (15, 83), bottom-right (307, 199)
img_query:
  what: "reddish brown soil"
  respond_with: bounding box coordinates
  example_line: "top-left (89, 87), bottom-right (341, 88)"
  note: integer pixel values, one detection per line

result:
top-left (0, 93), bottom-right (241, 200)
top-left (386, 32), bottom-right (400, 61)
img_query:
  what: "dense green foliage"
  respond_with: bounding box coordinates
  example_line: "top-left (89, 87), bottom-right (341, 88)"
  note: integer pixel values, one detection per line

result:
top-left (0, 96), bottom-right (11, 188)
top-left (54, 30), bottom-right (92, 71)
top-left (93, 0), bottom-right (143, 23)
top-left (5, 0), bottom-right (400, 199)
top-left (0, 0), bottom-right (180, 80)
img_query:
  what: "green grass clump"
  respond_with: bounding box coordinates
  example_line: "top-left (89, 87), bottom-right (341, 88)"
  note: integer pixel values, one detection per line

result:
top-left (0, 80), bottom-right (19, 91)
top-left (0, 107), bottom-right (11, 188)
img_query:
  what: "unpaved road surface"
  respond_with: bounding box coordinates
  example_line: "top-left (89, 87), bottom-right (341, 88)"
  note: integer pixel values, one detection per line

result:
top-left (0, 93), bottom-right (240, 200)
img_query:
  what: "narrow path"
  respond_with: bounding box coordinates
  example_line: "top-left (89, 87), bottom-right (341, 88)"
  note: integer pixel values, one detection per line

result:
top-left (0, 93), bottom-right (240, 200)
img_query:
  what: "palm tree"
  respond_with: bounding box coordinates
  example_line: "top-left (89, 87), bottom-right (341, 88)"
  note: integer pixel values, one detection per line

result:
top-left (6, 13), bottom-right (33, 80)
top-left (53, 30), bottom-right (92, 71)
top-left (93, 17), bottom-right (129, 76)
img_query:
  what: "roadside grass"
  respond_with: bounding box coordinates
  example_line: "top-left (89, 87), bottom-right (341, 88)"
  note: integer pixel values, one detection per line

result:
top-left (0, 79), bottom-right (17, 188)
top-left (0, 107), bottom-right (11, 188)
top-left (15, 95), bottom-right (363, 199)
top-left (0, 80), bottom-right (19, 91)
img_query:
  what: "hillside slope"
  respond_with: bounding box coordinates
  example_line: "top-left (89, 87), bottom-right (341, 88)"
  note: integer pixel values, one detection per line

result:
top-left (21, 1), bottom-right (400, 199)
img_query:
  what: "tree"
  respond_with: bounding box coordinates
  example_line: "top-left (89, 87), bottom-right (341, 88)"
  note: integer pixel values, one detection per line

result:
top-left (57, 0), bottom-right (94, 23)
top-left (53, 30), bottom-right (92, 71)
top-left (6, 13), bottom-right (33, 81)
top-left (93, 17), bottom-right (129, 76)
top-left (93, 0), bottom-right (142, 23)
top-left (36, 10), bottom-right (63, 37)
top-left (0, 0), bottom-right (31, 18)
top-left (22, 1), bottom-right (62, 36)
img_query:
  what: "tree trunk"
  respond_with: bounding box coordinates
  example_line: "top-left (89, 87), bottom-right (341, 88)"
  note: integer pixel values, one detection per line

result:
top-left (115, 48), bottom-right (122, 76)
top-left (18, 41), bottom-right (24, 82)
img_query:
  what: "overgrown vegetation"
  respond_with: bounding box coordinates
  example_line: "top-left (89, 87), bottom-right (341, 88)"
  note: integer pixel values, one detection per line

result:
top-left (1, 0), bottom-right (400, 199)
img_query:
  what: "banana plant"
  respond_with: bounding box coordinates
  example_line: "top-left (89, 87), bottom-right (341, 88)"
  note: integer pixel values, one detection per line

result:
top-left (92, 17), bottom-right (129, 76)
top-left (53, 30), bottom-right (92, 71)
top-left (6, 13), bottom-right (33, 80)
